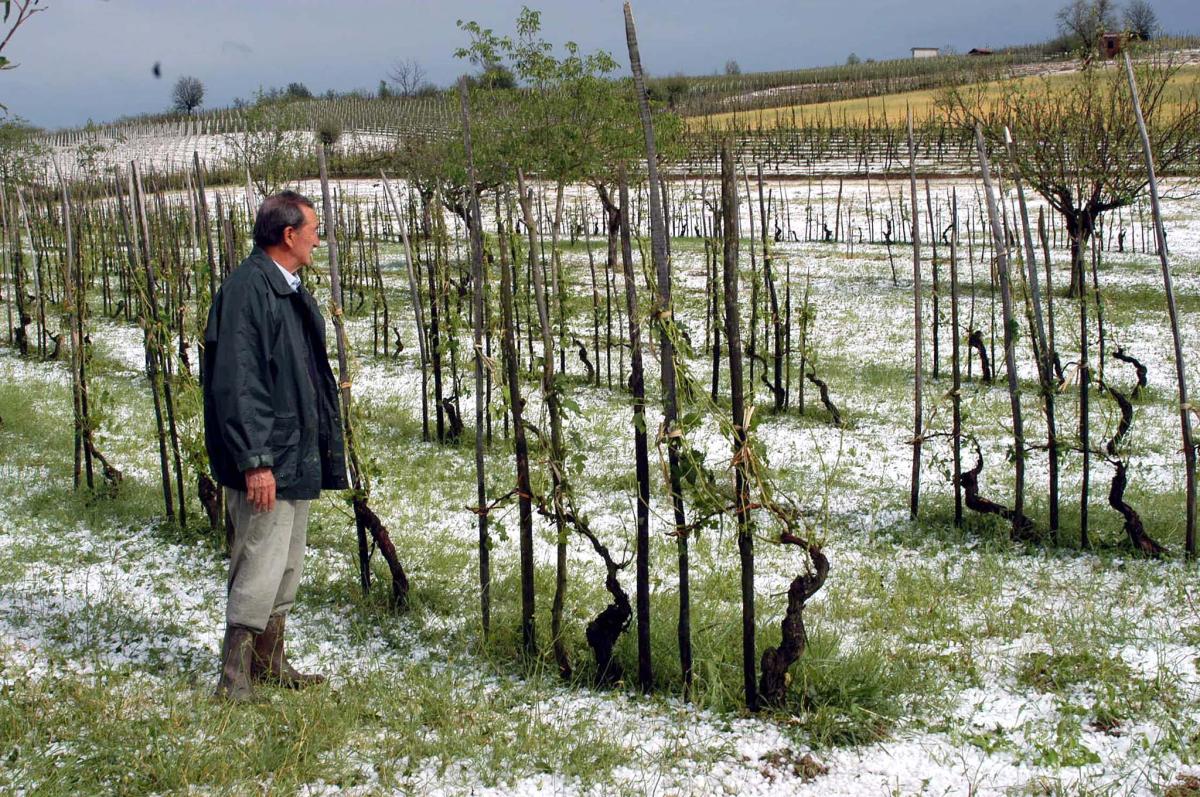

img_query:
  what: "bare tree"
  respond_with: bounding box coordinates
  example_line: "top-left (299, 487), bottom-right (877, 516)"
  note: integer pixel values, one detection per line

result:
top-left (1056, 0), bottom-right (1118, 50)
top-left (724, 59), bottom-right (741, 75)
top-left (1124, 0), bottom-right (1158, 39)
top-left (172, 75), bottom-right (205, 115)
top-left (388, 57), bottom-right (427, 97)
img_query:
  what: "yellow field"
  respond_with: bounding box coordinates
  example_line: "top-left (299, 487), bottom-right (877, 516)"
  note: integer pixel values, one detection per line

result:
top-left (692, 64), bottom-right (1200, 130)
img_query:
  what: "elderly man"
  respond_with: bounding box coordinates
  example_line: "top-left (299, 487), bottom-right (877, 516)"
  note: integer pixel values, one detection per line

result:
top-left (203, 190), bottom-right (347, 702)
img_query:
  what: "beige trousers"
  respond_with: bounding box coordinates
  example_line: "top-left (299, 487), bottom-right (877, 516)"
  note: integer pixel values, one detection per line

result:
top-left (224, 487), bottom-right (311, 633)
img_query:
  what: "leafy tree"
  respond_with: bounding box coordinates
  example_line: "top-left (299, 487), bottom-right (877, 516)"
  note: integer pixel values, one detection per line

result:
top-left (1056, 0), bottom-right (1118, 51)
top-left (285, 82), bottom-right (313, 100)
top-left (453, 6), bottom-right (683, 192)
top-left (846, 52), bottom-right (861, 66)
top-left (223, 105), bottom-right (303, 196)
top-left (477, 64), bottom-right (517, 90)
top-left (945, 51), bottom-right (1198, 294)
top-left (1123, 0), bottom-right (1158, 40)
top-left (0, 0), bottom-right (45, 74)
top-left (0, 118), bottom-right (44, 181)
top-left (171, 75), bottom-right (205, 115)
top-left (646, 74), bottom-right (689, 109)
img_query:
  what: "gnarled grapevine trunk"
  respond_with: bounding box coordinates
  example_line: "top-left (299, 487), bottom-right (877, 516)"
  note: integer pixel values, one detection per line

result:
top-left (759, 535), bottom-right (829, 706)
top-left (1103, 362), bottom-right (1163, 556)
top-left (960, 442), bottom-right (1036, 541)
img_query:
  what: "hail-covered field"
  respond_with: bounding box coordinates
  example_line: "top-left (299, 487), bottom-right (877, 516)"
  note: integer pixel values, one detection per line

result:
top-left (1, 174), bottom-right (1198, 796)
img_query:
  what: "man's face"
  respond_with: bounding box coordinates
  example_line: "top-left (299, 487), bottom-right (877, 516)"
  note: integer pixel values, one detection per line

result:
top-left (285, 205), bottom-right (321, 268)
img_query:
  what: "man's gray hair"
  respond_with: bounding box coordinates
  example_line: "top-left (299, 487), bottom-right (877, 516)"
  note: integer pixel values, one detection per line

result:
top-left (253, 190), bottom-right (316, 248)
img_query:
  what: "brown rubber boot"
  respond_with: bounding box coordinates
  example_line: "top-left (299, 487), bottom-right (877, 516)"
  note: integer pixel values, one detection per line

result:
top-left (213, 625), bottom-right (256, 703)
top-left (251, 613), bottom-right (326, 689)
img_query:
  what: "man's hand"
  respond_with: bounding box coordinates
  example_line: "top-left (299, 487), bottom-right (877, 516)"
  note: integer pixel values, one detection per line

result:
top-left (245, 467), bottom-right (276, 513)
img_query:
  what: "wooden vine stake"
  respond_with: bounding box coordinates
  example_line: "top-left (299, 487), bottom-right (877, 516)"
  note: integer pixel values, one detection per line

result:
top-left (618, 164), bottom-right (653, 692)
top-left (906, 106), bottom-right (923, 520)
top-left (52, 160), bottom-right (91, 492)
top-left (1004, 127), bottom-right (1059, 536)
top-left (517, 168), bottom-right (572, 678)
top-left (950, 190), bottom-right (963, 527)
top-left (379, 171), bottom-right (430, 441)
top-left (1123, 51), bottom-right (1196, 556)
top-left (192, 151), bottom-right (224, 537)
top-left (128, 163), bottom-right (177, 524)
top-left (624, 0), bottom-right (692, 695)
top-left (317, 142), bottom-right (409, 607)
top-left (975, 125), bottom-right (1029, 540)
top-left (721, 140), bottom-right (758, 712)
top-left (496, 190), bottom-right (538, 661)
top-left (458, 77), bottom-right (490, 635)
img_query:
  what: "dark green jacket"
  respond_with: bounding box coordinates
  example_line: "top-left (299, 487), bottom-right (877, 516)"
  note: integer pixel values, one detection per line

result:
top-left (203, 247), bottom-right (349, 499)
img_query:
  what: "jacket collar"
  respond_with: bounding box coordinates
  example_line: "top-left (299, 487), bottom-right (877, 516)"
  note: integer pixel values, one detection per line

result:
top-left (249, 246), bottom-right (300, 297)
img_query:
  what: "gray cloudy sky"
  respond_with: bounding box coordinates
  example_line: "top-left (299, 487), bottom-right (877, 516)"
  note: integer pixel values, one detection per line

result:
top-left (3, 0), bottom-right (1197, 130)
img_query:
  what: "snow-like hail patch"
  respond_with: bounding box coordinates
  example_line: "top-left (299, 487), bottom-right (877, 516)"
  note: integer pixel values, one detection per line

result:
top-left (2, 174), bottom-right (1199, 795)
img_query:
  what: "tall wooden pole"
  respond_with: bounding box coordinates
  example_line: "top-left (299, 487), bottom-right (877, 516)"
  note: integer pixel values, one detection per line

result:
top-left (619, 164), bottom-right (653, 692)
top-left (458, 78), bottom-right (491, 634)
top-left (318, 144), bottom-right (368, 591)
top-left (379, 171), bottom-right (430, 441)
top-left (907, 107), bottom-right (924, 520)
top-left (1124, 52), bottom-right (1196, 555)
top-left (950, 190), bottom-right (963, 528)
top-left (625, 1), bottom-right (691, 694)
top-left (976, 126), bottom-right (1027, 539)
top-left (1005, 128), bottom-right (1059, 535)
top-left (518, 169), bottom-right (572, 678)
top-left (723, 140), bottom-right (758, 711)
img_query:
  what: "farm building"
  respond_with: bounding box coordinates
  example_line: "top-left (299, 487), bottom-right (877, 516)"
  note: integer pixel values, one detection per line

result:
top-left (911, 46), bottom-right (939, 58)
top-left (1101, 32), bottom-right (1126, 58)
